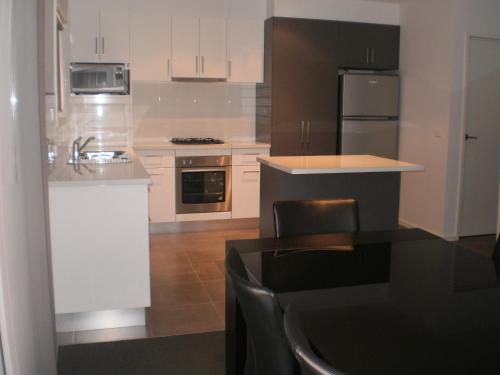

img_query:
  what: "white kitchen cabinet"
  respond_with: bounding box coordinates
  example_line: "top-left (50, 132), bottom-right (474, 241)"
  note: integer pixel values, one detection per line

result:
top-left (68, 0), bottom-right (101, 62)
top-left (50, 184), bottom-right (150, 314)
top-left (232, 165), bottom-right (261, 219)
top-left (147, 167), bottom-right (176, 223)
top-left (69, 0), bottom-right (129, 63)
top-left (171, 16), bottom-right (200, 78)
top-left (199, 18), bottom-right (227, 78)
top-left (171, 17), bottom-right (226, 79)
top-left (130, 0), bottom-right (172, 81)
top-left (99, 0), bottom-right (130, 62)
top-left (227, 18), bottom-right (263, 83)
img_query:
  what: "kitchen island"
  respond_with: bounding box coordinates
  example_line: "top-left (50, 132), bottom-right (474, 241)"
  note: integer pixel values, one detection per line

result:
top-left (257, 155), bottom-right (423, 237)
top-left (48, 148), bottom-right (151, 332)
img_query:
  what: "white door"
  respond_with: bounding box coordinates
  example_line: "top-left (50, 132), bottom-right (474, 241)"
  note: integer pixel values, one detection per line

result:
top-left (171, 16), bottom-right (199, 78)
top-left (130, 0), bottom-right (172, 81)
top-left (460, 36), bottom-right (500, 236)
top-left (68, 0), bottom-right (100, 62)
top-left (232, 166), bottom-right (260, 218)
top-left (99, 0), bottom-right (130, 62)
top-left (227, 18), bottom-right (263, 83)
top-left (199, 18), bottom-right (227, 79)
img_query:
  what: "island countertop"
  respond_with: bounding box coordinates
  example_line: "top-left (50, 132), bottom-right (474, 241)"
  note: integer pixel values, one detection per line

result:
top-left (257, 155), bottom-right (424, 175)
top-left (48, 148), bottom-right (151, 187)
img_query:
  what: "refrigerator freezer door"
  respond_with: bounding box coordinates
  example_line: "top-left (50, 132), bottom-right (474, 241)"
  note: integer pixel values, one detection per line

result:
top-left (342, 74), bottom-right (400, 117)
top-left (340, 120), bottom-right (398, 159)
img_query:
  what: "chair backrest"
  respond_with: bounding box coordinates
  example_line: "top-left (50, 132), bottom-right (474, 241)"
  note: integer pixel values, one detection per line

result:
top-left (283, 305), bottom-right (348, 375)
top-left (273, 199), bottom-right (360, 239)
top-left (225, 248), bottom-right (296, 375)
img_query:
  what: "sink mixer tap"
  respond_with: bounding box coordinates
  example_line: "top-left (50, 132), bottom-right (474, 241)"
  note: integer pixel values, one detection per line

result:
top-left (72, 136), bottom-right (96, 163)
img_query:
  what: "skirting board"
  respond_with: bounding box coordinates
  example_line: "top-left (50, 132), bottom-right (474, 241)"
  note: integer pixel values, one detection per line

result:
top-left (56, 308), bottom-right (145, 332)
top-left (150, 218), bottom-right (259, 234)
top-left (399, 218), bottom-right (459, 241)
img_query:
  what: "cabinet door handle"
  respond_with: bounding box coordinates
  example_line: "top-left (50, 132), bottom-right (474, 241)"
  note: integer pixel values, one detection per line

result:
top-left (300, 121), bottom-right (305, 143)
top-left (366, 48), bottom-right (370, 64)
top-left (228, 60), bottom-right (232, 78)
top-left (196, 56), bottom-right (198, 73)
top-left (167, 59), bottom-right (170, 77)
top-left (101, 37), bottom-right (105, 54)
top-left (201, 56), bottom-right (205, 73)
top-left (371, 48), bottom-right (375, 64)
top-left (95, 37), bottom-right (98, 55)
top-left (306, 121), bottom-right (310, 143)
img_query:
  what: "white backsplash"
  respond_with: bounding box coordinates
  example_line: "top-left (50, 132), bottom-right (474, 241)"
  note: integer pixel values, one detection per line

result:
top-left (131, 82), bottom-right (256, 143)
top-left (56, 95), bottom-right (132, 149)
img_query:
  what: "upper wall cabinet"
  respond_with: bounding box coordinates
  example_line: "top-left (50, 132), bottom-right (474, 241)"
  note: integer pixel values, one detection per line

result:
top-left (129, 0), bottom-right (172, 81)
top-left (337, 22), bottom-right (400, 70)
top-left (227, 19), bottom-right (264, 83)
top-left (69, 0), bottom-right (129, 63)
top-left (171, 17), bottom-right (227, 79)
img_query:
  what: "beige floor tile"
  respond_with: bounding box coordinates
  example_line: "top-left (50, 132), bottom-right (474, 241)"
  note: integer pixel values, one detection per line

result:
top-left (203, 279), bottom-right (225, 303)
top-left (151, 282), bottom-right (211, 308)
top-left (191, 261), bottom-right (224, 281)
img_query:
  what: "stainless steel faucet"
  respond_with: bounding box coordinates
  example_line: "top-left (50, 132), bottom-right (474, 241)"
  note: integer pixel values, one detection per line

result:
top-left (72, 136), bottom-right (96, 162)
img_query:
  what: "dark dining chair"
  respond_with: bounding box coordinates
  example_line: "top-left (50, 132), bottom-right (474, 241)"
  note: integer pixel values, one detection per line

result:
top-left (283, 305), bottom-right (348, 375)
top-left (225, 247), bottom-right (297, 375)
top-left (273, 199), bottom-right (360, 238)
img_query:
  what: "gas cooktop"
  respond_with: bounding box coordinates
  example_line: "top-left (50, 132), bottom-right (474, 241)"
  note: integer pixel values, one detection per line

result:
top-left (171, 137), bottom-right (225, 145)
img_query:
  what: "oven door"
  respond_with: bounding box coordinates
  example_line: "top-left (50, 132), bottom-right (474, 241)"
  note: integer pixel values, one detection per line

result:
top-left (176, 166), bottom-right (232, 214)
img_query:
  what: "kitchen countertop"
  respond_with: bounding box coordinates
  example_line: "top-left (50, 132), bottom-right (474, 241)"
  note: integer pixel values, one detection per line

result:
top-left (133, 141), bottom-right (271, 151)
top-left (257, 155), bottom-right (424, 174)
top-left (48, 148), bottom-right (151, 187)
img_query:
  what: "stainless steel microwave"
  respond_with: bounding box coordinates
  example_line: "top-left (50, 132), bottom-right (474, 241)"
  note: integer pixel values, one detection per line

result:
top-left (70, 63), bottom-right (129, 95)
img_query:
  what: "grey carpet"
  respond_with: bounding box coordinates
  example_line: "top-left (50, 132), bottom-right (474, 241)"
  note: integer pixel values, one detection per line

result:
top-left (57, 331), bottom-right (225, 375)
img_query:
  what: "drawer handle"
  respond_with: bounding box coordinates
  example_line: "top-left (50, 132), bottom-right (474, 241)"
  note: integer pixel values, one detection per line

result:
top-left (243, 170), bottom-right (259, 174)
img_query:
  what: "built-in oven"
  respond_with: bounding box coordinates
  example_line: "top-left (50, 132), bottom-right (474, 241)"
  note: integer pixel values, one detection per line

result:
top-left (175, 156), bottom-right (232, 214)
top-left (70, 63), bottom-right (129, 95)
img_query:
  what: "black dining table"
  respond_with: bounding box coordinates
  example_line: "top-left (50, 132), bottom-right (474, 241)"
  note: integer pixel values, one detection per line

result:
top-left (225, 229), bottom-right (500, 375)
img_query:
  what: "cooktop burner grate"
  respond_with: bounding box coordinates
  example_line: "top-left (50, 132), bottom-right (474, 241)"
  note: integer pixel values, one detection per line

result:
top-left (171, 137), bottom-right (225, 145)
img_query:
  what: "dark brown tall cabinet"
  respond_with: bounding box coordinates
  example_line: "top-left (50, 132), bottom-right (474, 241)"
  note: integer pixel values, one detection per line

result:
top-left (257, 17), bottom-right (400, 156)
top-left (257, 18), bottom-right (339, 156)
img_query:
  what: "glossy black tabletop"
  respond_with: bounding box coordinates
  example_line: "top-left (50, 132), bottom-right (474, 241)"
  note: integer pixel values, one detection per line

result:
top-left (231, 230), bottom-right (500, 374)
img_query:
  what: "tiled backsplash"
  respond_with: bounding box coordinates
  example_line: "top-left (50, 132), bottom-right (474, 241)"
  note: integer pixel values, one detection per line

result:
top-left (52, 82), bottom-right (257, 150)
top-left (55, 96), bottom-right (132, 148)
top-left (131, 82), bottom-right (256, 143)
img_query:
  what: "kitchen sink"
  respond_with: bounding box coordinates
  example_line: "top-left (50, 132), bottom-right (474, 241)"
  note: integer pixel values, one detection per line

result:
top-left (68, 150), bottom-right (131, 164)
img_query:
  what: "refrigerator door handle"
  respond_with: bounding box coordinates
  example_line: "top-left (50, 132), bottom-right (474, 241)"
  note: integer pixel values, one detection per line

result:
top-left (300, 121), bottom-right (305, 144)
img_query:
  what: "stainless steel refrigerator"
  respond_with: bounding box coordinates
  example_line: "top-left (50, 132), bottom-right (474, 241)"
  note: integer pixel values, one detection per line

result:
top-left (339, 73), bottom-right (400, 159)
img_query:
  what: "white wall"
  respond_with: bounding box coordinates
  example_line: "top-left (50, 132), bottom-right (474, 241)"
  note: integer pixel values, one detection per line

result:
top-left (398, 0), bottom-right (454, 237)
top-left (269, 0), bottom-right (400, 25)
top-left (399, 0), bottom-right (500, 239)
top-left (0, 0), bottom-right (57, 374)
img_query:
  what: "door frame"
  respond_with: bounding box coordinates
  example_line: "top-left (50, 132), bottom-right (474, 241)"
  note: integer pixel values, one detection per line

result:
top-left (456, 33), bottom-right (500, 237)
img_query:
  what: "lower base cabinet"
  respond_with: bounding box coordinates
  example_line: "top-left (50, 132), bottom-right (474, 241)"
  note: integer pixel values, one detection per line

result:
top-left (147, 167), bottom-right (175, 223)
top-left (49, 183), bottom-right (150, 314)
top-left (232, 165), bottom-right (261, 219)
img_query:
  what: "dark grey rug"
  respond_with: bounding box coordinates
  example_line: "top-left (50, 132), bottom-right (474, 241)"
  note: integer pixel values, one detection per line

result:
top-left (57, 331), bottom-right (225, 375)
